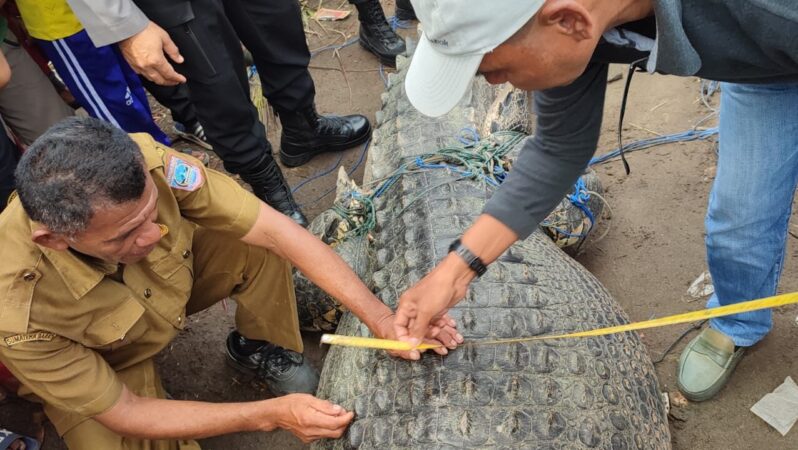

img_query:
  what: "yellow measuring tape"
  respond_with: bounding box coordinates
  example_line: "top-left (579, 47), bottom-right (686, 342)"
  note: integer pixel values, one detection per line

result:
top-left (321, 291), bottom-right (798, 351)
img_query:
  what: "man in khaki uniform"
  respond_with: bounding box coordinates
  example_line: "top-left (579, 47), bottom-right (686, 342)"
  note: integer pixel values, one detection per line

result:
top-left (0, 117), bottom-right (461, 449)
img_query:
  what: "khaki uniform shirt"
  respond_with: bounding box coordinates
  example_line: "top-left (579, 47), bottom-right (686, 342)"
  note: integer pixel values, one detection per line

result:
top-left (0, 133), bottom-right (260, 433)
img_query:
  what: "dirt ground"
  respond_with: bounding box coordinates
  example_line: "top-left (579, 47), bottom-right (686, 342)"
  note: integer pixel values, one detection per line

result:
top-left (3, 1), bottom-right (798, 449)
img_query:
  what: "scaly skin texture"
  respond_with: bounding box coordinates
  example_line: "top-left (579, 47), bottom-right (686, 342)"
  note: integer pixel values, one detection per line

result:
top-left (311, 56), bottom-right (670, 449)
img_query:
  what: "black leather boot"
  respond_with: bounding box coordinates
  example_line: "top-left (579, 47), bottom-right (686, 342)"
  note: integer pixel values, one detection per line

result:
top-left (239, 153), bottom-right (308, 227)
top-left (395, 0), bottom-right (416, 21)
top-left (277, 106), bottom-right (371, 168)
top-left (355, 0), bottom-right (406, 67)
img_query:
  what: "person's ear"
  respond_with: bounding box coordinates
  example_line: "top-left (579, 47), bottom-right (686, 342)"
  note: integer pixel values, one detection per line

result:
top-left (537, 0), bottom-right (595, 42)
top-left (31, 227), bottom-right (70, 251)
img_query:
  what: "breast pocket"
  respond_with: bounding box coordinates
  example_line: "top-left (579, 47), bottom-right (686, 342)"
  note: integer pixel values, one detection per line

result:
top-left (83, 297), bottom-right (147, 351)
top-left (143, 223), bottom-right (195, 329)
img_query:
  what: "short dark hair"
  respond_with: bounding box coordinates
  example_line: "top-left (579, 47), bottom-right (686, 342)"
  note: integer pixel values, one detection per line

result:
top-left (15, 117), bottom-right (146, 235)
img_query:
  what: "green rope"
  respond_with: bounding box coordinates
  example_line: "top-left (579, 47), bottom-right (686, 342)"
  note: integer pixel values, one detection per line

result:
top-left (329, 130), bottom-right (526, 242)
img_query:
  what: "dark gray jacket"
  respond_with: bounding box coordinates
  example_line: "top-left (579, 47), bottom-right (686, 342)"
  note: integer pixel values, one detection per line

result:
top-left (484, 0), bottom-right (798, 239)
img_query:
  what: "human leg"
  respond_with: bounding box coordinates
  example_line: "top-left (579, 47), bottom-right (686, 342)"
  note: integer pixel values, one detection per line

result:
top-left (705, 82), bottom-right (798, 346)
top-left (223, 0), bottom-right (371, 167)
top-left (60, 359), bottom-right (201, 450)
top-left (678, 81), bottom-right (798, 401)
top-left (187, 228), bottom-right (318, 394)
top-left (144, 0), bottom-right (307, 226)
top-left (395, 0), bottom-right (417, 21)
top-left (0, 33), bottom-right (73, 145)
top-left (139, 78), bottom-right (213, 155)
top-left (36, 30), bottom-right (170, 145)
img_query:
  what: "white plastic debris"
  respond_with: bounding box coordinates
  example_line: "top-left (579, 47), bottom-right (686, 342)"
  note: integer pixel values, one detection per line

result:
top-left (661, 392), bottom-right (670, 415)
top-left (687, 271), bottom-right (714, 299)
top-left (751, 376), bottom-right (798, 436)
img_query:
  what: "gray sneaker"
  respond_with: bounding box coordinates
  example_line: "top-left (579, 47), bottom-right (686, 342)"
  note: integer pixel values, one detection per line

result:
top-left (225, 330), bottom-right (319, 395)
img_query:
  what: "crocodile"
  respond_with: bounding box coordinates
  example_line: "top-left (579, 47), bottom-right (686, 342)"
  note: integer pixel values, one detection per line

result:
top-left (301, 53), bottom-right (670, 448)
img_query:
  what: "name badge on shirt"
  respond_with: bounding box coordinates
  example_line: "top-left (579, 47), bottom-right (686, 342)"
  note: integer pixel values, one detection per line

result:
top-left (4, 331), bottom-right (56, 346)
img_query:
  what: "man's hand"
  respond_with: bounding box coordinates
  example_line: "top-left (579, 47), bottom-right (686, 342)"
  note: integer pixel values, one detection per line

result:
top-left (372, 312), bottom-right (463, 360)
top-left (119, 21), bottom-right (186, 85)
top-left (95, 386), bottom-right (352, 443)
top-left (272, 394), bottom-right (354, 443)
top-left (393, 253), bottom-right (475, 347)
top-left (394, 215), bottom-right (518, 347)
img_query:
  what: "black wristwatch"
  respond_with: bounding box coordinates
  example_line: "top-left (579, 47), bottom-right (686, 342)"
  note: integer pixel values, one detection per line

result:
top-left (448, 238), bottom-right (487, 277)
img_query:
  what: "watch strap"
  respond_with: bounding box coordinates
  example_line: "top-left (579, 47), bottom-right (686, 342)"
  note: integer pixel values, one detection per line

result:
top-left (448, 238), bottom-right (487, 277)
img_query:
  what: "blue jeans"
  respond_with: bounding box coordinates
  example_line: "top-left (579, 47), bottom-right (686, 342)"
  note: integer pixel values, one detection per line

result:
top-left (706, 82), bottom-right (798, 347)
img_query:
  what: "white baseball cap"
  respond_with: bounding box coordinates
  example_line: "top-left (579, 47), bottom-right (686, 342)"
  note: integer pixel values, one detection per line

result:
top-left (405, 0), bottom-right (544, 117)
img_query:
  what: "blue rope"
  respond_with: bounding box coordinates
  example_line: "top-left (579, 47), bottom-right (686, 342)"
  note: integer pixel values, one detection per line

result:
top-left (458, 126), bottom-right (480, 146)
top-left (388, 15), bottom-right (414, 30)
top-left (294, 138), bottom-right (371, 207)
top-left (310, 36), bottom-right (360, 58)
top-left (291, 153), bottom-right (344, 195)
top-left (589, 127), bottom-right (718, 166)
top-left (557, 176), bottom-right (595, 238)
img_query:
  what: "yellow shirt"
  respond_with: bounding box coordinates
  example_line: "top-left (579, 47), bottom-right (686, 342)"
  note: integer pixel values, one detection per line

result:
top-left (15, 0), bottom-right (84, 41)
top-left (0, 134), bottom-right (260, 433)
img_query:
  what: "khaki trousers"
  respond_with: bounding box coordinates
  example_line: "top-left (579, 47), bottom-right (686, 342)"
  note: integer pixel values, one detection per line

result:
top-left (62, 229), bottom-right (301, 449)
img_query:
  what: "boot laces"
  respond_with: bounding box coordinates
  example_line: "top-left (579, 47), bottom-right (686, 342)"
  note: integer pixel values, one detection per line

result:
top-left (315, 114), bottom-right (350, 135)
top-left (253, 343), bottom-right (304, 378)
top-left (248, 157), bottom-right (297, 210)
top-left (363, 2), bottom-right (394, 39)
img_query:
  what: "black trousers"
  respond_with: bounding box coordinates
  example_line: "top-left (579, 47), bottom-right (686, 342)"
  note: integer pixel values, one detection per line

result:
top-left (134, 0), bottom-right (316, 174)
top-left (140, 79), bottom-right (198, 127)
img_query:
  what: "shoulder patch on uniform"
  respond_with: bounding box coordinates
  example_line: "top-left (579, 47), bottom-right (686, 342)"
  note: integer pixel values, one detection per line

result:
top-left (166, 155), bottom-right (204, 192)
top-left (4, 331), bottom-right (56, 346)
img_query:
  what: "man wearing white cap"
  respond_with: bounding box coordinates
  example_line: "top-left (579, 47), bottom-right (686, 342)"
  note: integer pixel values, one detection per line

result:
top-left (395, 0), bottom-right (798, 402)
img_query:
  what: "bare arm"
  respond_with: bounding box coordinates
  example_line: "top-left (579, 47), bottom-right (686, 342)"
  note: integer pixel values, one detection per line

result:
top-left (95, 386), bottom-right (353, 443)
top-left (241, 203), bottom-right (462, 358)
top-left (242, 203), bottom-right (394, 333)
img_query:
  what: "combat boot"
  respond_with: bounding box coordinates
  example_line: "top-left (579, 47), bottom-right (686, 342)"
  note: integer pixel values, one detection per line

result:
top-left (395, 0), bottom-right (416, 21)
top-left (226, 331), bottom-right (319, 395)
top-left (277, 105), bottom-right (371, 168)
top-left (239, 153), bottom-right (308, 227)
top-left (355, 0), bottom-right (406, 67)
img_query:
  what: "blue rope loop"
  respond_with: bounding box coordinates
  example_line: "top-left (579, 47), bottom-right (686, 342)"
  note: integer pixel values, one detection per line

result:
top-left (542, 175), bottom-right (595, 239)
top-left (388, 15), bottom-right (414, 31)
top-left (568, 179), bottom-right (596, 238)
top-left (458, 126), bottom-right (480, 146)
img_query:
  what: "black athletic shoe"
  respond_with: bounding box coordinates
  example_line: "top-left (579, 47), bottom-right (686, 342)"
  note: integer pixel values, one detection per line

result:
top-left (225, 330), bottom-right (319, 395)
top-left (277, 106), bottom-right (371, 168)
top-left (173, 121), bottom-right (212, 150)
top-left (355, 0), bottom-right (407, 67)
